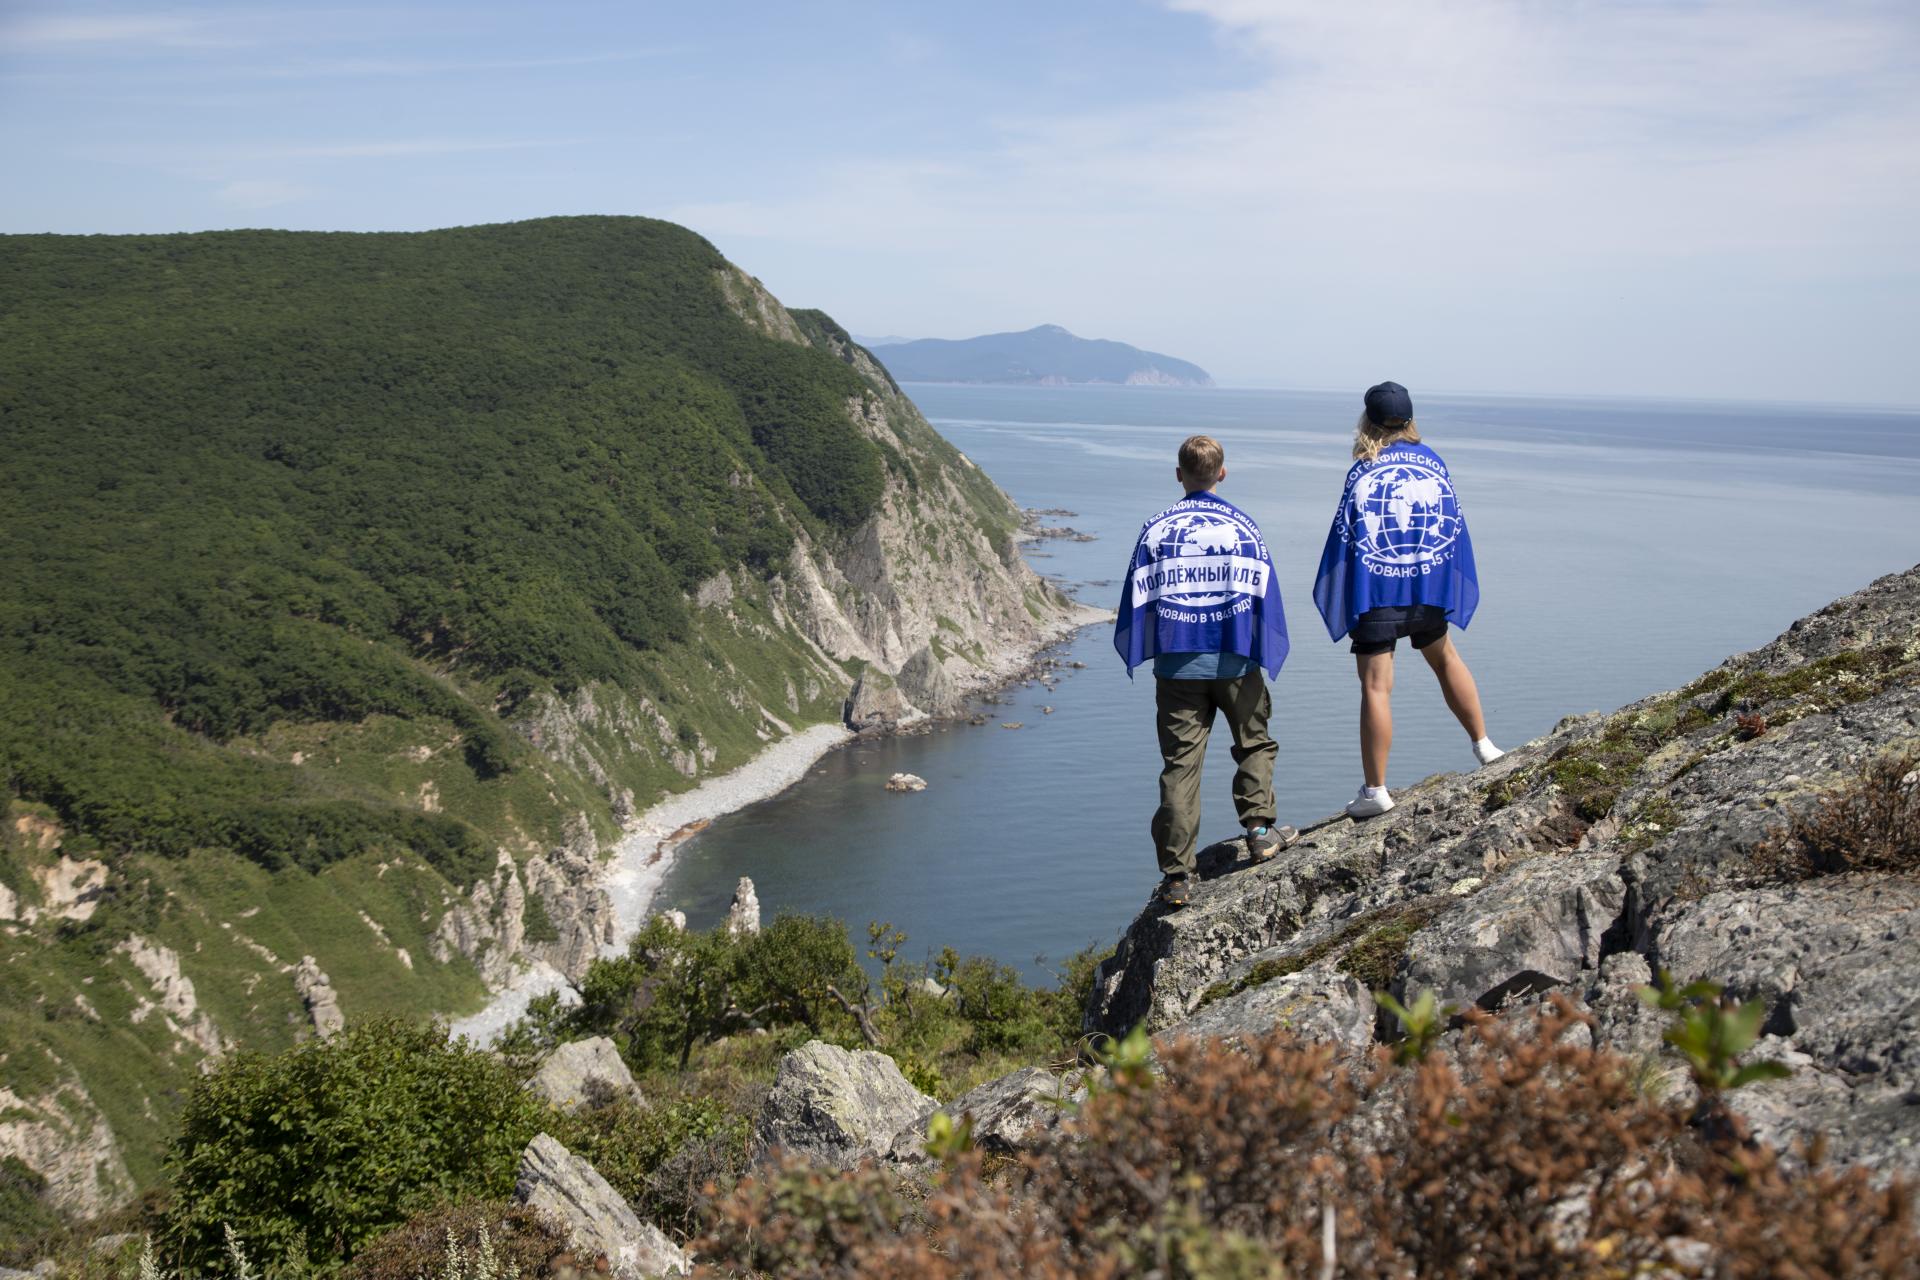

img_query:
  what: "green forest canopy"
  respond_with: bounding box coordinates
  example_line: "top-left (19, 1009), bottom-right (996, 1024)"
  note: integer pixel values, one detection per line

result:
top-left (0, 216), bottom-right (888, 877)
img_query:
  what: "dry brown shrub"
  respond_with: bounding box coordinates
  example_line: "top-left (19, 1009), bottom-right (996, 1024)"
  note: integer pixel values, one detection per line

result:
top-left (1602, 1136), bottom-right (1920, 1279)
top-left (1026, 1032), bottom-right (1349, 1272)
top-left (347, 1199), bottom-right (569, 1280)
top-left (694, 1004), bottom-right (1919, 1279)
top-left (1330, 998), bottom-right (1681, 1277)
top-left (1751, 750), bottom-right (1920, 879)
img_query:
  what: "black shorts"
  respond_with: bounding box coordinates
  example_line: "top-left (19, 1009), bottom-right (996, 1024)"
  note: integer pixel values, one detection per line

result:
top-left (1350, 605), bottom-right (1449, 656)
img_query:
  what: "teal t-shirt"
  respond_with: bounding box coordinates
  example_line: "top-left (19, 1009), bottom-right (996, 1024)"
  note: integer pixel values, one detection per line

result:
top-left (1152, 651), bottom-right (1259, 680)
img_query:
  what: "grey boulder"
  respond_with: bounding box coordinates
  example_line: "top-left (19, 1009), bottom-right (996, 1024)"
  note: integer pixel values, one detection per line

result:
top-left (888, 1066), bottom-right (1072, 1162)
top-left (1400, 851), bottom-right (1626, 1010)
top-left (526, 1036), bottom-right (645, 1114)
top-left (1176, 963), bottom-right (1376, 1049)
top-left (513, 1133), bottom-right (688, 1277)
top-left (756, 1040), bottom-right (934, 1167)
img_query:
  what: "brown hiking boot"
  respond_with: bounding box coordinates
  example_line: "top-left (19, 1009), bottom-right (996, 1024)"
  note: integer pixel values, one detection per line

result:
top-left (1245, 824), bottom-right (1300, 862)
top-left (1153, 874), bottom-right (1192, 909)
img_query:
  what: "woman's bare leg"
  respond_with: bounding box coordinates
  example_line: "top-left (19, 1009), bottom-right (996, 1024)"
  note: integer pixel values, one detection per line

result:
top-left (1419, 633), bottom-right (1487, 741)
top-left (1356, 651), bottom-right (1395, 788)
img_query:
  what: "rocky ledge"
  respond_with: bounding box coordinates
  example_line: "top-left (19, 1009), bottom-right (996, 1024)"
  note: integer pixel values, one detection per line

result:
top-left (1086, 562), bottom-right (1920, 1173)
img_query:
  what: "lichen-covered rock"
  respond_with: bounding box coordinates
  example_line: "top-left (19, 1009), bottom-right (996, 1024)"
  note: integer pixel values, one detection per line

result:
top-left (1648, 878), bottom-right (1920, 1169)
top-left (755, 1041), bottom-right (934, 1167)
top-left (526, 1037), bottom-right (644, 1114)
top-left (1400, 851), bottom-right (1626, 1011)
top-left (1176, 964), bottom-right (1375, 1049)
top-left (1088, 563), bottom-right (1920, 1177)
top-left (887, 1066), bottom-right (1071, 1162)
top-left (513, 1133), bottom-right (688, 1277)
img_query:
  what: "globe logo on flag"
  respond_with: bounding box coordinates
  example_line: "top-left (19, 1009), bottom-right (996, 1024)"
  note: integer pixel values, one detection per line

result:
top-left (1351, 460), bottom-right (1461, 570)
top-left (1144, 509), bottom-right (1264, 607)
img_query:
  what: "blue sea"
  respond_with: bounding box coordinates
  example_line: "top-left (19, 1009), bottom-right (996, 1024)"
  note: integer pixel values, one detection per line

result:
top-left (654, 386), bottom-right (1920, 980)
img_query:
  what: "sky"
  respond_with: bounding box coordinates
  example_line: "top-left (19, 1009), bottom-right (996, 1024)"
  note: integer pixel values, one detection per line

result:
top-left (4, 1), bottom-right (1918, 404)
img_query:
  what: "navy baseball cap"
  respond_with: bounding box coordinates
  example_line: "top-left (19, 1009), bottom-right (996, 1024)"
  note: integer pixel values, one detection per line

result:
top-left (1364, 381), bottom-right (1413, 426)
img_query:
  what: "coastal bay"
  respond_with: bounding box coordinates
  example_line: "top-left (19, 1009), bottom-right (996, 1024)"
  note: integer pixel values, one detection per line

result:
top-left (651, 384), bottom-right (1920, 978)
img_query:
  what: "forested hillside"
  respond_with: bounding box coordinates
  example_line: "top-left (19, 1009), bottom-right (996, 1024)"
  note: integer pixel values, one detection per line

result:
top-left (0, 217), bottom-right (1071, 1211)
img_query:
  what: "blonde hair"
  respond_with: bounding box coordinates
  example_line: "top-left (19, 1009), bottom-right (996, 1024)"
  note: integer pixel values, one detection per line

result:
top-left (1352, 411), bottom-right (1421, 463)
top-left (1178, 434), bottom-right (1225, 487)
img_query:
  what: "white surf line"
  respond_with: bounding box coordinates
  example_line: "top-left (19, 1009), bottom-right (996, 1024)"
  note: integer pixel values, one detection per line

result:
top-left (599, 722), bottom-right (853, 947)
top-left (449, 722), bottom-right (853, 1045)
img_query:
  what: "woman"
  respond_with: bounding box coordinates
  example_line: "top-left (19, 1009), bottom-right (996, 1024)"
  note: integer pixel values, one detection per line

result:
top-left (1313, 381), bottom-right (1503, 818)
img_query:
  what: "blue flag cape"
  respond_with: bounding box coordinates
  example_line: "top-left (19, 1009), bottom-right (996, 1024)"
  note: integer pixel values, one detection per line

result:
top-left (1312, 441), bottom-right (1479, 642)
top-left (1113, 491), bottom-right (1288, 678)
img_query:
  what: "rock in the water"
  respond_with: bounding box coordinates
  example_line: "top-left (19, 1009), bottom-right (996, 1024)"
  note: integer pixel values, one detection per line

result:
top-left (725, 877), bottom-right (761, 935)
top-left (884, 772), bottom-right (928, 793)
top-left (755, 1041), bottom-right (934, 1167)
top-left (513, 1133), bottom-right (688, 1277)
top-left (526, 1037), bottom-right (644, 1114)
top-left (887, 1066), bottom-right (1071, 1162)
top-left (292, 955), bottom-right (344, 1040)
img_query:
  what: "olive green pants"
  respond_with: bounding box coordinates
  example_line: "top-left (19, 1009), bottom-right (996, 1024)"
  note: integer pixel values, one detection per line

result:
top-left (1151, 673), bottom-right (1278, 877)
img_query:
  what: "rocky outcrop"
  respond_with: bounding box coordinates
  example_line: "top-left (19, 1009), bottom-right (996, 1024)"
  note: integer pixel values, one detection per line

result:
top-left (724, 877), bottom-right (760, 936)
top-left (292, 955), bottom-right (344, 1040)
top-left (0, 1079), bottom-right (135, 1218)
top-left (887, 1066), bottom-right (1074, 1163)
top-left (117, 936), bottom-right (227, 1060)
top-left (526, 1037), bottom-right (645, 1115)
top-left (431, 821), bottom-right (619, 989)
top-left (1088, 563), bottom-right (1920, 1175)
top-left (754, 1041), bottom-right (934, 1168)
top-left (844, 670), bottom-right (919, 732)
top-left (513, 1134), bottom-right (689, 1278)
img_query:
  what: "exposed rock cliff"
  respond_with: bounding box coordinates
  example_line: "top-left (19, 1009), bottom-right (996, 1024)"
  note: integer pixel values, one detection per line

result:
top-left (0, 227), bottom-right (1090, 1219)
top-left (1088, 562), bottom-right (1920, 1174)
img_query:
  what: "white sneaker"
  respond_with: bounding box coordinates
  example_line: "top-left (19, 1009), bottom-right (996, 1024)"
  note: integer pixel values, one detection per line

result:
top-left (1346, 785), bottom-right (1395, 819)
top-left (1472, 737), bottom-right (1505, 767)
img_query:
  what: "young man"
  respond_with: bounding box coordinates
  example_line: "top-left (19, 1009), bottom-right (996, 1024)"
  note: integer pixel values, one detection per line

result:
top-left (1114, 435), bottom-right (1297, 909)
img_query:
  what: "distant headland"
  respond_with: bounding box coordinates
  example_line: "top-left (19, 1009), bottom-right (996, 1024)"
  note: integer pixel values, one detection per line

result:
top-left (864, 324), bottom-right (1214, 387)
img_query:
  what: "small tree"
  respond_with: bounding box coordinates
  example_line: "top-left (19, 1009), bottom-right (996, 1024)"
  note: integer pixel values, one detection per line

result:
top-left (161, 1019), bottom-right (545, 1273)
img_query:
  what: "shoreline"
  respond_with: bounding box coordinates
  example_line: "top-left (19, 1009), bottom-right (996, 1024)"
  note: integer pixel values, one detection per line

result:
top-left (449, 722), bottom-right (855, 1044)
top-left (450, 603), bottom-right (1108, 1045)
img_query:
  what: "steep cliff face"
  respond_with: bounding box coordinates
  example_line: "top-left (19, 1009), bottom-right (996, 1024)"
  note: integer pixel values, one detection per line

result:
top-left (1089, 563), bottom-right (1920, 1175)
top-left (0, 218), bottom-right (1086, 1214)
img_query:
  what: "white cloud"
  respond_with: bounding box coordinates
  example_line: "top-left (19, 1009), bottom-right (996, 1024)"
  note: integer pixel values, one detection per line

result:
top-left (3, 11), bottom-right (252, 48)
top-left (697, 0), bottom-right (1920, 399)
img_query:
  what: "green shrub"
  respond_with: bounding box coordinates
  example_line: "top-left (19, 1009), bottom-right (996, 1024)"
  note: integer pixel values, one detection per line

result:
top-left (160, 1019), bottom-right (546, 1273)
top-left (0, 1155), bottom-right (63, 1265)
top-left (939, 952), bottom-right (1049, 1055)
top-left (570, 913), bottom-right (865, 1072)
